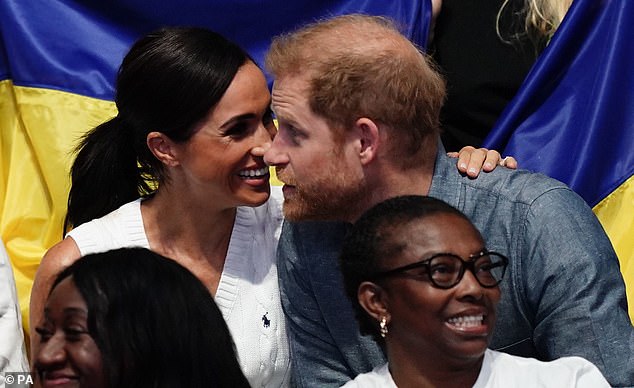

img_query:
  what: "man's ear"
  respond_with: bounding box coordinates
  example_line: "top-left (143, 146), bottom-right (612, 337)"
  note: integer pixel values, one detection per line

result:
top-left (358, 281), bottom-right (389, 322)
top-left (147, 131), bottom-right (179, 167)
top-left (354, 117), bottom-right (380, 165)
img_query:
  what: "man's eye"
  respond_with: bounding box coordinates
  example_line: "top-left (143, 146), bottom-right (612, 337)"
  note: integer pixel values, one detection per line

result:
top-left (286, 126), bottom-right (304, 142)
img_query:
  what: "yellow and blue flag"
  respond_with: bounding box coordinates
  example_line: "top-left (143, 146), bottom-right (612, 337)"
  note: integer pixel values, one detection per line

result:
top-left (0, 0), bottom-right (431, 338)
top-left (484, 0), bottom-right (634, 318)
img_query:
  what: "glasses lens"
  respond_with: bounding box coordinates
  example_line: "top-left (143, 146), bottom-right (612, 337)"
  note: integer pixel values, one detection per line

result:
top-left (428, 255), bottom-right (462, 287)
top-left (474, 253), bottom-right (506, 287)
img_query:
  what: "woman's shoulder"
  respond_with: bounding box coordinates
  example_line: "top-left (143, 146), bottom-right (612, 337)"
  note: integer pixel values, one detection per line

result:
top-left (482, 350), bottom-right (610, 387)
top-left (69, 198), bottom-right (142, 230)
top-left (342, 363), bottom-right (395, 388)
top-left (66, 198), bottom-right (147, 255)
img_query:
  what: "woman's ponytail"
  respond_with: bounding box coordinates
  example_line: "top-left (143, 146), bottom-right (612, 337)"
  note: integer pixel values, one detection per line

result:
top-left (64, 116), bottom-right (152, 234)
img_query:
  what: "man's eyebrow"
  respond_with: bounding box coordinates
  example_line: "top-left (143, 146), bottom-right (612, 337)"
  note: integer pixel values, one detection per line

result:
top-left (270, 108), bottom-right (298, 126)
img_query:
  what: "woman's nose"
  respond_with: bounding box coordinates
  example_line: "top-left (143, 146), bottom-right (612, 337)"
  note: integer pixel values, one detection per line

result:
top-left (251, 139), bottom-right (271, 158)
top-left (35, 335), bottom-right (67, 370)
top-left (251, 124), bottom-right (274, 157)
top-left (455, 270), bottom-right (484, 300)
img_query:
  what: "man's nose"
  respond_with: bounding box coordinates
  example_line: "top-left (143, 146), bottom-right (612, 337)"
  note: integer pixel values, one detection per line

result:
top-left (264, 135), bottom-right (288, 166)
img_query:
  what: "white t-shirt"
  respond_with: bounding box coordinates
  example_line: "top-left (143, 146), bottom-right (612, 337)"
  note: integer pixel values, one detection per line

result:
top-left (342, 349), bottom-right (610, 387)
top-left (67, 187), bottom-right (290, 387)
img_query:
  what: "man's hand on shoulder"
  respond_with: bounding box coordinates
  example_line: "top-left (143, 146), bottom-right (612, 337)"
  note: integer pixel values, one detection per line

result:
top-left (448, 146), bottom-right (518, 178)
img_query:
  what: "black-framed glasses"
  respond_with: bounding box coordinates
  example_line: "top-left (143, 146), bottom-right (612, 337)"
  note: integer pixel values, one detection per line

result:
top-left (372, 250), bottom-right (508, 289)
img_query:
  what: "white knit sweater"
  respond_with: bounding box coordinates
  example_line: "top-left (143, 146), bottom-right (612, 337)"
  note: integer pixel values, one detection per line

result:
top-left (67, 187), bottom-right (290, 387)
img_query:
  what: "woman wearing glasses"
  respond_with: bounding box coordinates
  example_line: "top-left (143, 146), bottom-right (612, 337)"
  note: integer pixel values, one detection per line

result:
top-left (339, 195), bottom-right (609, 387)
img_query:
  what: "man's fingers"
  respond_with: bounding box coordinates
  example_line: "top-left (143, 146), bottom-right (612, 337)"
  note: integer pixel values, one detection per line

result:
top-left (501, 156), bottom-right (518, 169)
top-left (482, 149), bottom-right (502, 172)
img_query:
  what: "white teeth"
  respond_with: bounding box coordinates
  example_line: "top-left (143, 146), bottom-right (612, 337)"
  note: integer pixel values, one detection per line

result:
top-left (447, 315), bottom-right (484, 327)
top-left (238, 167), bottom-right (269, 178)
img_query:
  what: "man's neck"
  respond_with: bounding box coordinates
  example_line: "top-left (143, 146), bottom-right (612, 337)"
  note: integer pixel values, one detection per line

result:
top-left (349, 164), bottom-right (434, 223)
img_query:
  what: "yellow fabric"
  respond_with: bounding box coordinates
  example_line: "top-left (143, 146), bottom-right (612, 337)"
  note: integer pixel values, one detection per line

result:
top-left (0, 81), bottom-right (117, 337)
top-left (593, 174), bottom-right (634, 321)
top-left (270, 167), bottom-right (282, 186)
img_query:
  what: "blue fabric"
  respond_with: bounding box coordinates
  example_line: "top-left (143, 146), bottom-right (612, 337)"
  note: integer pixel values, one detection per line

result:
top-left (278, 145), bottom-right (634, 387)
top-left (0, 0), bottom-right (430, 100)
top-left (483, 0), bottom-right (634, 208)
top-left (0, 30), bottom-right (8, 80)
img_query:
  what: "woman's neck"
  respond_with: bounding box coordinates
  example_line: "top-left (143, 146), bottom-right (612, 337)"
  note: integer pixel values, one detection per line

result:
top-left (140, 187), bottom-right (238, 295)
top-left (387, 344), bottom-right (484, 388)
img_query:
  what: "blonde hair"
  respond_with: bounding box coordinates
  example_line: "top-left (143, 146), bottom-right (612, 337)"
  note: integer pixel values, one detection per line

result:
top-left (497, 0), bottom-right (573, 44)
top-left (266, 14), bottom-right (446, 169)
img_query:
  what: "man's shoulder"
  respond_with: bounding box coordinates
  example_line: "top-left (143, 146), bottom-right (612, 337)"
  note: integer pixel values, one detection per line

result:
top-left (434, 151), bottom-right (576, 208)
top-left (278, 220), bottom-right (349, 263)
top-left (281, 220), bottom-right (349, 244)
top-left (460, 167), bottom-right (575, 206)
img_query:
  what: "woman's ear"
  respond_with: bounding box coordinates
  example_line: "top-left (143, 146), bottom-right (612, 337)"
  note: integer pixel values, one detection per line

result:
top-left (354, 118), bottom-right (380, 165)
top-left (147, 132), bottom-right (179, 167)
top-left (358, 281), bottom-right (389, 321)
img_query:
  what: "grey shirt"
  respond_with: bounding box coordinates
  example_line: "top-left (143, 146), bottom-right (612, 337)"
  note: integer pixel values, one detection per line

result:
top-left (277, 145), bottom-right (634, 387)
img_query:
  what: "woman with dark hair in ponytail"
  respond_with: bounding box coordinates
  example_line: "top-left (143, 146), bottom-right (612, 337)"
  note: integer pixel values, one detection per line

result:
top-left (30, 27), bottom-right (290, 387)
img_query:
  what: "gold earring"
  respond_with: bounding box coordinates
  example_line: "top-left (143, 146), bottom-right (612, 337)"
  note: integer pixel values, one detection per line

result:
top-left (379, 316), bottom-right (388, 338)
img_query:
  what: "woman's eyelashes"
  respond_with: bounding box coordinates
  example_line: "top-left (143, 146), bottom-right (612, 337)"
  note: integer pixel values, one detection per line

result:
top-left (35, 326), bottom-right (53, 341)
top-left (224, 122), bottom-right (250, 139)
top-left (63, 327), bottom-right (90, 342)
top-left (263, 108), bottom-right (275, 126)
top-left (224, 110), bottom-right (274, 139)
top-left (35, 319), bottom-right (90, 342)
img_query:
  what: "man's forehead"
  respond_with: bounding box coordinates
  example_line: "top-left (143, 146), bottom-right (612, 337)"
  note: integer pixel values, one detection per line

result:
top-left (271, 76), bottom-right (309, 113)
top-left (272, 73), bottom-right (311, 92)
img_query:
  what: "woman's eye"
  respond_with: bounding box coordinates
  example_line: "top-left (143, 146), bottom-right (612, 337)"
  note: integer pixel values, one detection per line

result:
top-left (408, 267), bottom-right (429, 279)
top-left (64, 327), bottom-right (89, 341)
top-left (429, 264), bottom-right (458, 282)
top-left (475, 258), bottom-right (498, 272)
top-left (430, 265), bottom-right (452, 274)
top-left (263, 109), bottom-right (274, 126)
top-left (224, 123), bottom-right (249, 138)
top-left (35, 326), bottom-right (53, 342)
top-left (478, 263), bottom-right (494, 272)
